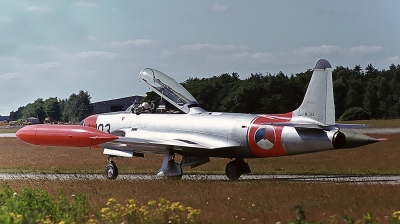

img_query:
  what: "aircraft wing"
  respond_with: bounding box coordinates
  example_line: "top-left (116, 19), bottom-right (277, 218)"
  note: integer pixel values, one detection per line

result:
top-left (102, 128), bottom-right (243, 154)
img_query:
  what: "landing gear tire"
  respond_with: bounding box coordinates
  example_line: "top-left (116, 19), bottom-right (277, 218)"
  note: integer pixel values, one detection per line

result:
top-left (225, 159), bottom-right (251, 181)
top-left (225, 161), bottom-right (241, 181)
top-left (105, 161), bottom-right (118, 180)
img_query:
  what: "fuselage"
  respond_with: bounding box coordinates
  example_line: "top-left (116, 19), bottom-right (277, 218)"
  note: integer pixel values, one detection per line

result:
top-left (82, 111), bottom-right (341, 158)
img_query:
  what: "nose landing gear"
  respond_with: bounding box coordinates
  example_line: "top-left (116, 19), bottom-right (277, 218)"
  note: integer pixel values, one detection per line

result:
top-left (104, 156), bottom-right (119, 180)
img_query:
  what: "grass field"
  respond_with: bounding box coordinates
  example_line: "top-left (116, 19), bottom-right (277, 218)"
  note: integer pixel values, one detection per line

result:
top-left (0, 132), bottom-right (398, 175)
top-left (0, 126), bottom-right (20, 133)
top-left (341, 119), bottom-right (400, 128)
top-left (0, 120), bottom-right (399, 223)
top-left (4, 179), bottom-right (400, 223)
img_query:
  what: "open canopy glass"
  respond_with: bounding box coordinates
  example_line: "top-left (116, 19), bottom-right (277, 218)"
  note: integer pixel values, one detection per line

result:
top-left (139, 68), bottom-right (201, 113)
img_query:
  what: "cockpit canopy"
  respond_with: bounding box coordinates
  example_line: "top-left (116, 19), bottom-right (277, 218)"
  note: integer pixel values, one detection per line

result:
top-left (139, 68), bottom-right (205, 114)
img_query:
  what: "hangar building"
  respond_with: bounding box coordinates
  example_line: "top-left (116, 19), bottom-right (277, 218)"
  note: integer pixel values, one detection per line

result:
top-left (86, 95), bottom-right (144, 115)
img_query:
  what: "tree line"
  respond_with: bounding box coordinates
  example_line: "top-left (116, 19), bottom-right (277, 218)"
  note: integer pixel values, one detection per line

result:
top-left (9, 63), bottom-right (400, 123)
top-left (9, 90), bottom-right (90, 123)
top-left (145, 63), bottom-right (400, 120)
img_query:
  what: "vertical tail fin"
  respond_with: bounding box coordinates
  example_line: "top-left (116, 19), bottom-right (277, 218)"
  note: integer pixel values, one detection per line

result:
top-left (292, 59), bottom-right (335, 125)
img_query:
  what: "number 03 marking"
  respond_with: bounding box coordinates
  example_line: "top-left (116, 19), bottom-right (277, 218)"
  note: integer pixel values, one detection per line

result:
top-left (96, 123), bottom-right (111, 133)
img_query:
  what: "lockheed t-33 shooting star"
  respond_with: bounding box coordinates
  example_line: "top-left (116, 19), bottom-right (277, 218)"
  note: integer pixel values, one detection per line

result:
top-left (16, 59), bottom-right (381, 180)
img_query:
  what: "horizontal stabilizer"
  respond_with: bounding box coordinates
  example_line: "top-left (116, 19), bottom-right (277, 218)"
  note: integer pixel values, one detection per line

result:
top-left (262, 122), bottom-right (327, 129)
top-left (263, 121), bottom-right (370, 130)
top-left (334, 123), bottom-right (370, 129)
top-left (262, 117), bottom-right (330, 130)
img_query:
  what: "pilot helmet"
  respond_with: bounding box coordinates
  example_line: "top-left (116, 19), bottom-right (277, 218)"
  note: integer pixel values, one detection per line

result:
top-left (142, 102), bottom-right (150, 110)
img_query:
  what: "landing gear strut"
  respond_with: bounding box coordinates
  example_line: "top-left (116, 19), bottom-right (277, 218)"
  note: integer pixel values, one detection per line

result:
top-left (157, 149), bottom-right (182, 178)
top-left (225, 159), bottom-right (251, 180)
top-left (104, 156), bottom-right (119, 180)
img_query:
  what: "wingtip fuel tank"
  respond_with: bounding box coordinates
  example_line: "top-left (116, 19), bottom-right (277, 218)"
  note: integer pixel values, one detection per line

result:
top-left (16, 124), bottom-right (118, 147)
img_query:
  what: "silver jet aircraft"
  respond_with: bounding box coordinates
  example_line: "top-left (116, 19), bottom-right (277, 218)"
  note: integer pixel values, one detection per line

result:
top-left (16, 59), bottom-right (381, 180)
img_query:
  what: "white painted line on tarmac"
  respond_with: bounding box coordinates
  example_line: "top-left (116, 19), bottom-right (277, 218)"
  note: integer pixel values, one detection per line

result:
top-left (0, 133), bottom-right (16, 137)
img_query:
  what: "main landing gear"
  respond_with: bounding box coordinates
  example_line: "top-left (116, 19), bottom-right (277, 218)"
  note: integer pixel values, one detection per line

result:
top-left (225, 158), bottom-right (251, 180)
top-left (103, 153), bottom-right (250, 181)
top-left (157, 150), bottom-right (183, 178)
top-left (104, 156), bottom-right (119, 180)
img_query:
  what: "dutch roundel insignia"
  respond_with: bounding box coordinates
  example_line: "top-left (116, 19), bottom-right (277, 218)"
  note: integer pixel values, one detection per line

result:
top-left (254, 125), bottom-right (276, 150)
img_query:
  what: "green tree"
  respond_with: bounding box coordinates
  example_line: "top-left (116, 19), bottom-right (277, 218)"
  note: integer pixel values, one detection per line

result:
top-left (183, 73), bottom-right (240, 111)
top-left (43, 97), bottom-right (61, 121)
top-left (339, 107), bottom-right (371, 121)
top-left (22, 98), bottom-right (44, 122)
top-left (62, 91), bottom-right (91, 123)
top-left (333, 76), bottom-right (348, 118)
top-left (353, 64), bottom-right (363, 75)
top-left (9, 106), bottom-right (25, 121)
top-left (142, 91), bottom-right (161, 104)
top-left (377, 76), bottom-right (393, 118)
top-left (363, 78), bottom-right (380, 118)
top-left (59, 99), bottom-right (67, 122)
top-left (182, 77), bottom-right (212, 109)
top-left (11, 62), bottom-right (400, 120)
top-left (345, 86), bottom-right (363, 109)
top-left (222, 82), bottom-right (257, 113)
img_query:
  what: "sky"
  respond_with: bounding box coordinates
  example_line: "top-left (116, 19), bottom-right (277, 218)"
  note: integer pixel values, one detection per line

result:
top-left (0, 1), bottom-right (399, 115)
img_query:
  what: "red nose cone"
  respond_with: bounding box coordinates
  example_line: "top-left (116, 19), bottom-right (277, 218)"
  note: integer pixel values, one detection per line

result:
top-left (16, 124), bottom-right (118, 147)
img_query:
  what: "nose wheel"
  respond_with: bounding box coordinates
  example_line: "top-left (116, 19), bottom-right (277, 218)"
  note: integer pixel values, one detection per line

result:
top-left (105, 156), bottom-right (119, 180)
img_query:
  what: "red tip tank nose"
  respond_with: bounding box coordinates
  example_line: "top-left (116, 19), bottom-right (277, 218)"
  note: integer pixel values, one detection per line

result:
top-left (16, 124), bottom-right (118, 147)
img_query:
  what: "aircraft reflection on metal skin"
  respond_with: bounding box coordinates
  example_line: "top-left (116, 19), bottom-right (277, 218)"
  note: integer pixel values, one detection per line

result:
top-left (16, 59), bottom-right (382, 180)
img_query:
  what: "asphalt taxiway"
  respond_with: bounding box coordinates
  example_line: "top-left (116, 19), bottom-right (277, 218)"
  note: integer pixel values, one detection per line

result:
top-left (1, 173), bottom-right (400, 184)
